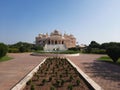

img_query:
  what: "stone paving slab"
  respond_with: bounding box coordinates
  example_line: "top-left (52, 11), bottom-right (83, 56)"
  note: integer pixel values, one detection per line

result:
top-left (68, 54), bottom-right (120, 90)
top-left (0, 53), bottom-right (45, 90)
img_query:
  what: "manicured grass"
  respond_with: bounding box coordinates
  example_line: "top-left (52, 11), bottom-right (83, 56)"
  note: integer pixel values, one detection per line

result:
top-left (98, 56), bottom-right (120, 64)
top-left (0, 55), bottom-right (13, 62)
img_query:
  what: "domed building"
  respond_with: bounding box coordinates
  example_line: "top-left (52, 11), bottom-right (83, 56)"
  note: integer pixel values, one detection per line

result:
top-left (35, 30), bottom-right (76, 51)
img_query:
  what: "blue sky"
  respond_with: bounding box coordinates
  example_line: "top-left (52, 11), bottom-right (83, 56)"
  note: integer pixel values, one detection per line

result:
top-left (0, 0), bottom-right (120, 45)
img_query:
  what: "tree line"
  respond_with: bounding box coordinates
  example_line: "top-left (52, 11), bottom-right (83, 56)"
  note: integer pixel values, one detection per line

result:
top-left (0, 41), bottom-right (120, 63)
top-left (0, 42), bottom-right (43, 58)
top-left (8, 42), bottom-right (43, 53)
top-left (84, 41), bottom-right (120, 63)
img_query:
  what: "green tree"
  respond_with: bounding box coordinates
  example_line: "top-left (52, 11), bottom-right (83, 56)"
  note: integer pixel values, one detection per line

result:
top-left (19, 46), bottom-right (26, 52)
top-left (32, 45), bottom-right (43, 51)
top-left (89, 41), bottom-right (100, 48)
top-left (100, 42), bottom-right (120, 49)
top-left (106, 46), bottom-right (120, 63)
top-left (0, 43), bottom-right (8, 58)
top-left (100, 43), bottom-right (109, 49)
top-left (84, 41), bottom-right (100, 53)
top-left (8, 42), bottom-right (34, 53)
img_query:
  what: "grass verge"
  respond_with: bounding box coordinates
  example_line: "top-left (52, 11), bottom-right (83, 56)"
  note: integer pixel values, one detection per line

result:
top-left (98, 56), bottom-right (120, 64)
top-left (0, 55), bottom-right (13, 62)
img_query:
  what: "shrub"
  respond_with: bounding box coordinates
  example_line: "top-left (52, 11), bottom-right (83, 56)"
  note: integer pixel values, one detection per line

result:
top-left (90, 48), bottom-right (106, 54)
top-left (49, 77), bottom-right (52, 82)
top-left (42, 79), bottom-right (46, 85)
top-left (30, 84), bottom-right (35, 90)
top-left (84, 47), bottom-right (106, 54)
top-left (55, 72), bottom-right (57, 76)
top-left (50, 85), bottom-right (55, 90)
top-left (0, 43), bottom-right (8, 58)
top-left (19, 46), bottom-right (26, 52)
top-left (61, 79), bottom-right (64, 86)
top-left (56, 80), bottom-right (60, 86)
top-left (76, 79), bottom-right (80, 85)
top-left (26, 79), bottom-right (32, 85)
top-left (32, 45), bottom-right (43, 51)
top-left (8, 48), bottom-right (19, 53)
top-left (68, 84), bottom-right (73, 90)
top-left (65, 69), bottom-right (68, 74)
top-left (69, 75), bottom-right (73, 81)
top-left (36, 75), bottom-right (39, 80)
top-left (106, 46), bottom-right (120, 63)
top-left (59, 74), bottom-right (62, 78)
top-left (59, 50), bottom-right (80, 54)
top-left (68, 47), bottom-right (80, 51)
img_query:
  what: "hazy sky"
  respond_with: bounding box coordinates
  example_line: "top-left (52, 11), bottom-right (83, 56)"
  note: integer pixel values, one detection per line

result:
top-left (0, 0), bottom-right (120, 45)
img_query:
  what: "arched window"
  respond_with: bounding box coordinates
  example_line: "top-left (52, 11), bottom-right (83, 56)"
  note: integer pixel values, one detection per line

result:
top-left (62, 41), bottom-right (64, 44)
top-left (48, 40), bottom-right (50, 44)
top-left (55, 40), bottom-right (57, 44)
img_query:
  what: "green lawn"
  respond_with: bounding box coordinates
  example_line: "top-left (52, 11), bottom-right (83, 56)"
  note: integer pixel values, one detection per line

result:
top-left (0, 55), bottom-right (13, 62)
top-left (98, 56), bottom-right (120, 64)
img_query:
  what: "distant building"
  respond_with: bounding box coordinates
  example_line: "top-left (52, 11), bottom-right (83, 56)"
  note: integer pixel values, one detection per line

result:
top-left (35, 30), bottom-right (76, 51)
top-left (79, 44), bottom-right (87, 49)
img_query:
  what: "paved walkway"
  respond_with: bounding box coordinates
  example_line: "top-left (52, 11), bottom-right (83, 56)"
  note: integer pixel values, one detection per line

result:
top-left (68, 54), bottom-right (120, 90)
top-left (0, 53), bottom-right (120, 90)
top-left (0, 53), bottom-right (45, 90)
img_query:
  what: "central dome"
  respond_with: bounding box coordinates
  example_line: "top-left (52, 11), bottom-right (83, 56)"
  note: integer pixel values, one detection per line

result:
top-left (50, 30), bottom-right (62, 36)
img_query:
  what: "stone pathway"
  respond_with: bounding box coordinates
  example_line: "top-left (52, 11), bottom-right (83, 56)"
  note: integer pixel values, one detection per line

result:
top-left (68, 54), bottom-right (120, 90)
top-left (0, 53), bottom-right (45, 90)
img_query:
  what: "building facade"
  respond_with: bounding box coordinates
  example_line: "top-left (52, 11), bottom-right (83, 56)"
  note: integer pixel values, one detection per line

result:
top-left (35, 30), bottom-right (76, 51)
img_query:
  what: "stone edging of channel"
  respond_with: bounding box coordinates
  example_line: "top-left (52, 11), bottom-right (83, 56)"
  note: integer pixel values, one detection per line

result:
top-left (31, 53), bottom-right (80, 57)
top-left (67, 58), bottom-right (104, 90)
top-left (63, 53), bottom-right (79, 56)
top-left (11, 58), bottom-right (46, 90)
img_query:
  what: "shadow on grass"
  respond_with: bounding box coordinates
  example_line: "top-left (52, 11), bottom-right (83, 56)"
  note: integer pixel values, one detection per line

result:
top-left (99, 60), bottom-right (120, 66)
